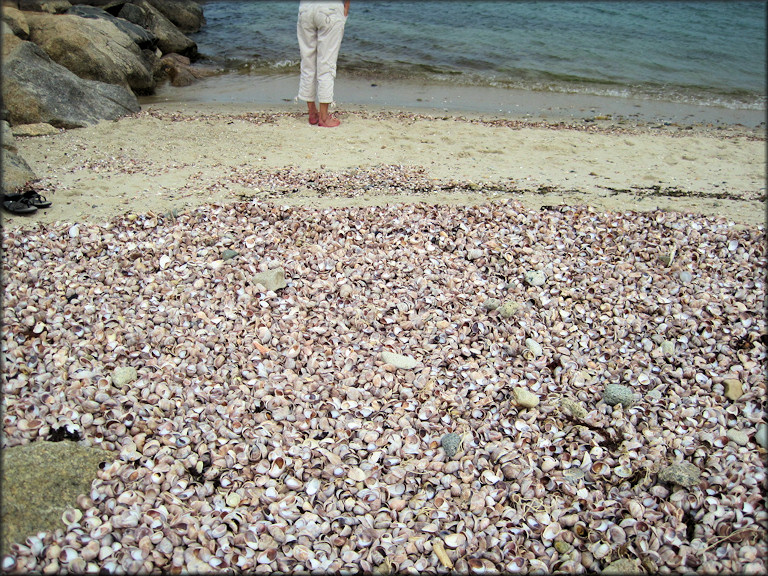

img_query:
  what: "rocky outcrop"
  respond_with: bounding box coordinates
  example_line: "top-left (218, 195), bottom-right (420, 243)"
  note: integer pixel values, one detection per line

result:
top-left (25, 11), bottom-right (155, 94)
top-left (66, 4), bottom-right (157, 50)
top-left (2, 29), bottom-right (140, 128)
top-left (115, 0), bottom-right (198, 58)
top-left (141, 0), bottom-right (204, 33)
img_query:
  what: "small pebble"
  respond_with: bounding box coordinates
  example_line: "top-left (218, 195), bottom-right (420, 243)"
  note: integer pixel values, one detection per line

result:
top-left (660, 340), bottom-right (676, 356)
top-left (112, 366), bottom-right (138, 389)
top-left (560, 397), bottom-right (587, 420)
top-left (441, 433), bottom-right (462, 458)
top-left (482, 298), bottom-right (501, 311)
top-left (512, 387), bottom-right (539, 409)
top-left (222, 249), bottom-right (239, 260)
top-left (381, 351), bottom-right (418, 369)
top-left (755, 424), bottom-right (768, 449)
top-left (497, 300), bottom-right (520, 318)
top-left (603, 383), bottom-right (635, 407)
top-left (524, 269), bottom-right (546, 287)
top-left (723, 379), bottom-right (744, 400)
top-left (466, 249), bottom-right (483, 260)
top-left (252, 267), bottom-right (287, 292)
top-left (658, 462), bottom-right (701, 488)
top-left (524, 338), bottom-right (543, 357)
top-left (678, 270), bottom-right (693, 283)
top-left (603, 558), bottom-right (642, 574)
top-left (726, 429), bottom-right (749, 446)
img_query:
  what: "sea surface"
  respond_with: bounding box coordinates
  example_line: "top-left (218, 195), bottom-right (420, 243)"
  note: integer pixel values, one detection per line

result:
top-left (149, 1), bottom-right (766, 123)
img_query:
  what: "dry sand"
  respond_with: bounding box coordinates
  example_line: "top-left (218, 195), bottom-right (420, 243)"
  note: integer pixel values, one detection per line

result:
top-left (5, 102), bottom-right (766, 229)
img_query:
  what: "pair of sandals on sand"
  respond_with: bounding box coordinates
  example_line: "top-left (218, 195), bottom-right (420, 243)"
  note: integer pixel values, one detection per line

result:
top-left (2, 189), bottom-right (52, 214)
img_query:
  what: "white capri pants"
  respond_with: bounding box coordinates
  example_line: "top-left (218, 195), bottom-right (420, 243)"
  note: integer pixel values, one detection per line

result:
top-left (297, 0), bottom-right (347, 104)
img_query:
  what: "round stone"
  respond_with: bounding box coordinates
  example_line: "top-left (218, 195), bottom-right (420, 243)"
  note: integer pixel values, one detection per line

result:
top-left (512, 387), bottom-right (539, 409)
top-left (524, 269), bottom-right (546, 287)
top-left (441, 433), bottom-right (462, 458)
top-left (658, 462), bottom-right (701, 488)
top-left (603, 384), bottom-right (634, 408)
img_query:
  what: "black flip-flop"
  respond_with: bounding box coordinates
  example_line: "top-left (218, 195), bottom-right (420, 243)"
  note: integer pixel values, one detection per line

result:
top-left (3, 198), bottom-right (38, 214)
top-left (22, 190), bottom-right (52, 208)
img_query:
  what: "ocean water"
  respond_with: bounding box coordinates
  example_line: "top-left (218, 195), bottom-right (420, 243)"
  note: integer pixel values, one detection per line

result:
top-left (189, 0), bottom-right (766, 112)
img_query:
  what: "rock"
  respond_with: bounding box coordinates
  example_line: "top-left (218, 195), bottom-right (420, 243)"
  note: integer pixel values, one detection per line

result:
top-left (678, 270), bottom-right (693, 283)
top-left (726, 429), bottom-right (749, 446)
top-left (1, 6), bottom-right (30, 39)
top-left (723, 378), bottom-right (744, 400)
top-left (440, 432), bottom-right (462, 458)
top-left (560, 397), bottom-right (587, 420)
top-left (602, 383), bottom-right (634, 408)
top-left (497, 300), bottom-right (520, 318)
top-left (658, 462), bottom-right (701, 488)
top-left (2, 37), bottom-right (140, 128)
top-left (25, 12), bottom-right (155, 94)
top-left (512, 387), bottom-right (539, 409)
top-left (159, 52), bottom-right (212, 87)
top-left (1, 441), bottom-right (115, 556)
top-left (112, 366), bottom-right (138, 388)
top-left (524, 269), bottom-right (546, 287)
top-left (66, 5), bottom-right (158, 51)
top-left (18, 0), bottom-right (72, 13)
top-left (221, 249), bottom-right (238, 260)
top-left (141, 0), bottom-right (205, 33)
top-left (10, 122), bottom-right (59, 136)
top-left (117, 0), bottom-right (198, 58)
top-left (252, 267), bottom-right (287, 292)
top-left (755, 424), bottom-right (768, 450)
top-left (660, 339), bottom-right (676, 356)
top-left (466, 248), bottom-right (483, 260)
top-left (381, 351), bottom-right (418, 370)
top-left (602, 558), bottom-right (642, 574)
top-left (482, 297), bottom-right (501, 311)
top-left (524, 338), bottom-right (542, 357)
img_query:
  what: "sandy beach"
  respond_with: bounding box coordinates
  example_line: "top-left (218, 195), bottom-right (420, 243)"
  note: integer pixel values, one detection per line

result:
top-left (3, 101), bottom-right (767, 573)
top-left (5, 101), bottom-right (766, 229)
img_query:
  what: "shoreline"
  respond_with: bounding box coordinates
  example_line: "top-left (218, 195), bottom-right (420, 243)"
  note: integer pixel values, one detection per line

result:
top-left (3, 101), bottom-right (766, 231)
top-left (141, 72), bottom-right (768, 129)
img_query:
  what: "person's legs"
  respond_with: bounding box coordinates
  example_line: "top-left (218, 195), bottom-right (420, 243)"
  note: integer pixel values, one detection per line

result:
top-left (316, 6), bottom-right (346, 126)
top-left (297, 6), bottom-right (319, 122)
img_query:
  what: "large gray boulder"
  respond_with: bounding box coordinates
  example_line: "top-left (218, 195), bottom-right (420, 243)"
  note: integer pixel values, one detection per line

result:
top-left (66, 5), bottom-right (157, 50)
top-left (2, 33), bottom-right (140, 128)
top-left (25, 11), bottom-right (155, 94)
top-left (141, 0), bottom-right (204, 33)
top-left (116, 0), bottom-right (197, 58)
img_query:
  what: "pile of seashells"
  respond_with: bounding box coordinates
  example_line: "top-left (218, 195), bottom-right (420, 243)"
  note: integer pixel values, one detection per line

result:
top-left (2, 197), bottom-right (766, 573)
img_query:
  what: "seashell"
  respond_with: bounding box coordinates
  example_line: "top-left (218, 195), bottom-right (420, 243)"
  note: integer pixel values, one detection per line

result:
top-left (58, 546), bottom-right (78, 564)
top-left (590, 461), bottom-right (610, 477)
top-left (614, 464), bottom-right (633, 478)
top-left (443, 533), bottom-right (466, 548)
top-left (481, 469), bottom-right (501, 485)
top-left (542, 522), bottom-right (562, 542)
top-left (573, 522), bottom-right (589, 539)
top-left (225, 492), bottom-right (242, 508)
top-left (61, 508), bottom-right (83, 525)
top-left (256, 548), bottom-right (277, 564)
top-left (305, 477), bottom-right (321, 496)
top-left (268, 457), bottom-right (286, 478)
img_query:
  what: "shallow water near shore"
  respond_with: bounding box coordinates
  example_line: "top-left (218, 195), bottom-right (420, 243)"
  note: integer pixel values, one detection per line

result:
top-left (141, 72), bottom-right (767, 128)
